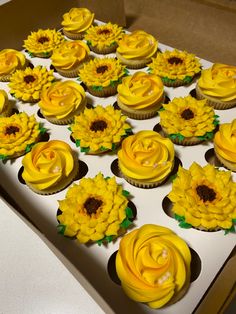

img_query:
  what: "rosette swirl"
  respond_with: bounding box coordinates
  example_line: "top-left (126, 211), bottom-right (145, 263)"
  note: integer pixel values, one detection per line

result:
top-left (116, 224), bottom-right (191, 308)
top-left (0, 49), bottom-right (27, 79)
top-left (62, 8), bottom-right (94, 33)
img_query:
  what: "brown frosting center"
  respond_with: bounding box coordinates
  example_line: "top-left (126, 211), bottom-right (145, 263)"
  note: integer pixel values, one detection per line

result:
top-left (5, 125), bottom-right (19, 135)
top-left (196, 184), bottom-right (216, 202)
top-left (24, 75), bottom-right (35, 83)
top-left (96, 65), bottom-right (108, 74)
top-left (38, 36), bottom-right (49, 44)
top-left (84, 197), bottom-right (103, 215)
top-left (181, 108), bottom-right (194, 120)
top-left (97, 29), bottom-right (111, 35)
top-left (90, 120), bottom-right (107, 132)
top-left (168, 57), bottom-right (183, 65)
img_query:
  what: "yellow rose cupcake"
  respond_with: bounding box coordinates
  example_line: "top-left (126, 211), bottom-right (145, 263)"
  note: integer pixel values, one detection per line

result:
top-left (61, 7), bottom-right (95, 40)
top-left (22, 140), bottom-right (78, 195)
top-left (118, 130), bottom-right (175, 188)
top-left (8, 66), bottom-right (55, 103)
top-left (117, 71), bottom-right (164, 119)
top-left (51, 40), bottom-right (90, 78)
top-left (78, 57), bottom-right (128, 97)
top-left (84, 22), bottom-right (124, 54)
top-left (0, 49), bottom-right (28, 82)
top-left (0, 112), bottom-right (43, 160)
top-left (214, 119), bottom-right (236, 171)
top-left (116, 224), bottom-right (191, 309)
top-left (23, 29), bottom-right (65, 58)
top-left (149, 49), bottom-right (201, 87)
top-left (196, 63), bottom-right (236, 109)
top-left (116, 30), bottom-right (158, 69)
top-left (168, 162), bottom-right (236, 233)
top-left (159, 95), bottom-right (219, 145)
top-left (57, 173), bottom-right (134, 244)
top-left (39, 81), bottom-right (87, 124)
top-left (0, 89), bottom-right (12, 117)
top-left (70, 105), bottom-right (132, 154)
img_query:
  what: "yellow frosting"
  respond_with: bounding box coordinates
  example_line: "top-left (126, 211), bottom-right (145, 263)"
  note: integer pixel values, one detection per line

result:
top-left (39, 81), bottom-right (86, 119)
top-left (197, 63), bottom-right (236, 102)
top-left (117, 71), bottom-right (164, 109)
top-left (160, 95), bottom-right (216, 137)
top-left (214, 119), bottom-right (236, 164)
top-left (168, 162), bottom-right (236, 230)
top-left (0, 112), bottom-right (40, 158)
top-left (0, 49), bottom-right (26, 76)
top-left (79, 57), bottom-right (127, 88)
top-left (116, 30), bottom-right (158, 60)
top-left (62, 8), bottom-right (94, 33)
top-left (116, 224), bottom-right (191, 308)
top-left (22, 140), bottom-right (75, 191)
top-left (0, 90), bottom-right (9, 116)
top-left (51, 40), bottom-right (90, 70)
top-left (118, 130), bottom-right (175, 182)
top-left (57, 173), bottom-right (128, 243)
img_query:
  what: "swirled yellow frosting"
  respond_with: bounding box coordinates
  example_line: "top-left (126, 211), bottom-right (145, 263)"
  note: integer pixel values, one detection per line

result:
top-left (117, 71), bottom-right (164, 109)
top-left (214, 119), bottom-right (236, 164)
top-left (62, 8), bottom-right (94, 33)
top-left (0, 90), bottom-right (9, 116)
top-left (116, 224), bottom-right (191, 308)
top-left (0, 112), bottom-right (40, 159)
top-left (22, 140), bottom-right (75, 191)
top-left (39, 81), bottom-right (86, 119)
top-left (51, 40), bottom-right (90, 70)
top-left (0, 49), bottom-right (27, 76)
top-left (117, 30), bottom-right (158, 60)
top-left (197, 63), bottom-right (236, 102)
top-left (118, 130), bottom-right (175, 182)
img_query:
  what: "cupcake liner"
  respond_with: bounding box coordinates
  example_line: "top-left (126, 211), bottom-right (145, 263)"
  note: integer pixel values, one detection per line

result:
top-left (0, 74), bottom-right (12, 82)
top-left (90, 44), bottom-right (118, 55)
top-left (162, 78), bottom-right (193, 87)
top-left (214, 150), bottom-right (236, 172)
top-left (87, 84), bottom-right (118, 97)
top-left (116, 51), bottom-right (151, 69)
top-left (62, 29), bottom-right (84, 40)
top-left (121, 172), bottom-right (166, 189)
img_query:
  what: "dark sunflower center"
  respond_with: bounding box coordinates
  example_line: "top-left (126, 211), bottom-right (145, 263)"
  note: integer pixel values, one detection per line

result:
top-left (97, 29), bottom-right (110, 35)
top-left (24, 75), bottom-right (35, 83)
top-left (168, 57), bottom-right (183, 65)
top-left (96, 65), bottom-right (108, 74)
top-left (90, 120), bottom-right (107, 132)
top-left (84, 197), bottom-right (103, 215)
top-left (196, 184), bottom-right (216, 202)
top-left (38, 36), bottom-right (49, 44)
top-left (5, 126), bottom-right (19, 135)
top-left (181, 108), bottom-right (194, 120)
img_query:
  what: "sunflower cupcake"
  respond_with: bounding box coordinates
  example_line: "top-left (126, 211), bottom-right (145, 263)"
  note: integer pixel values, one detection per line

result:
top-left (61, 7), bottom-right (95, 40)
top-left (51, 40), bottom-right (90, 78)
top-left (149, 49), bottom-right (201, 87)
top-left (8, 66), bottom-right (55, 103)
top-left (168, 162), bottom-right (236, 233)
top-left (23, 29), bottom-right (65, 58)
top-left (84, 22), bottom-right (124, 54)
top-left (196, 63), bottom-right (236, 109)
top-left (22, 140), bottom-right (78, 195)
top-left (117, 71), bottom-right (164, 119)
top-left (116, 30), bottom-right (158, 69)
top-left (39, 81), bottom-right (87, 125)
top-left (78, 57), bottom-right (128, 97)
top-left (70, 105), bottom-right (132, 154)
top-left (0, 112), bottom-right (44, 160)
top-left (214, 119), bottom-right (236, 171)
top-left (0, 49), bottom-right (28, 82)
top-left (57, 173), bottom-right (134, 244)
top-left (159, 95), bottom-right (219, 145)
top-left (0, 89), bottom-right (12, 117)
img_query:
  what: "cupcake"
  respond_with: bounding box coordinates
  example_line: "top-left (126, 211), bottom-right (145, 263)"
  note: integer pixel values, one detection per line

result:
top-left (38, 81), bottom-right (87, 125)
top-left (196, 63), bottom-right (236, 109)
top-left (0, 89), bottom-right (12, 117)
top-left (22, 140), bottom-right (78, 195)
top-left (51, 40), bottom-right (90, 78)
top-left (23, 29), bottom-right (65, 58)
top-left (61, 7), bottom-right (95, 40)
top-left (117, 71), bottom-right (164, 119)
top-left (118, 130), bottom-right (175, 188)
top-left (168, 162), bottom-right (236, 233)
top-left (84, 22), bottom-right (124, 54)
top-left (8, 66), bottom-right (55, 103)
top-left (0, 49), bottom-right (28, 82)
top-left (70, 105), bottom-right (131, 154)
top-left (148, 49), bottom-right (201, 87)
top-left (0, 112), bottom-right (43, 160)
top-left (214, 119), bottom-right (236, 171)
top-left (159, 95), bottom-right (219, 145)
top-left (116, 224), bottom-right (191, 309)
top-left (78, 57), bottom-right (128, 97)
top-left (57, 173), bottom-right (133, 244)
top-left (116, 30), bottom-right (158, 69)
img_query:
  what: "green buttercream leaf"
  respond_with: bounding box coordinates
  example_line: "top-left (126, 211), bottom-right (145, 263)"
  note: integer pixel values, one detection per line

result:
top-left (100, 146), bottom-right (109, 151)
top-left (147, 67), bottom-right (152, 74)
top-left (179, 221), bottom-right (192, 229)
top-left (39, 126), bottom-right (47, 134)
top-left (86, 40), bottom-right (92, 46)
top-left (183, 76), bottom-right (193, 84)
top-left (25, 143), bottom-right (34, 153)
top-left (57, 224), bottom-right (66, 235)
top-left (174, 214), bottom-right (185, 222)
top-left (105, 176), bottom-right (110, 180)
top-left (97, 239), bottom-right (103, 246)
top-left (162, 77), bottom-right (176, 84)
top-left (75, 139), bottom-right (80, 147)
top-left (112, 143), bottom-right (116, 151)
top-left (169, 173), bottom-right (177, 182)
top-left (159, 106), bottom-right (165, 111)
top-left (124, 68), bottom-right (129, 76)
top-left (110, 80), bottom-right (116, 87)
top-left (224, 225), bottom-right (235, 235)
top-left (81, 146), bottom-right (90, 153)
top-left (125, 128), bottom-right (133, 135)
top-left (122, 190), bottom-right (130, 197)
top-left (77, 76), bottom-right (81, 82)
top-left (92, 85), bottom-right (103, 91)
top-left (97, 235), bottom-right (114, 246)
top-left (120, 218), bottom-right (132, 229)
top-left (109, 41), bottom-right (117, 47)
top-left (232, 218), bottom-right (236, 223)
top-left (197, 132), bottom-right (214, 141)
top-left (213, 116), bottom-right (220, 126)
top-left (28, 51), bottom-right (35, 58)
top-left (43, 51), bottom-right (50, 58)
top-left (68, 126), bottom-right (72, 132)
top-left (0, 154), bottom-right (7, 160)
top-left (125, 207), bottom-right (133, 219)
top-left (169, 133), bottom-right (185, 141)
